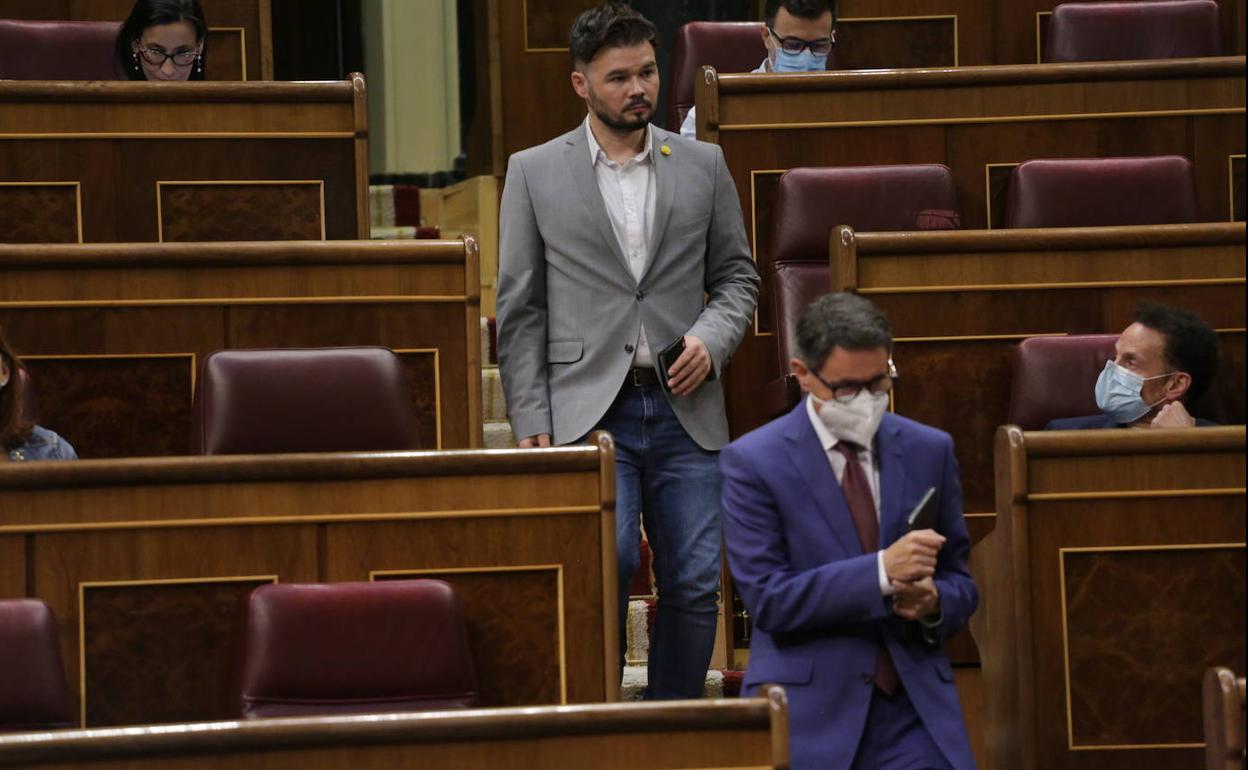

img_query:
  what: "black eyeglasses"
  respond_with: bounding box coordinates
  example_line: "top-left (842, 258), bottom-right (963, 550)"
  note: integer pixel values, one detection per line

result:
top-left (813, 358), bottom-right (898, 403)
top-left (137, 47), bottom-right (200, 67)
top-left (767, 27), bottom-right (836, 56)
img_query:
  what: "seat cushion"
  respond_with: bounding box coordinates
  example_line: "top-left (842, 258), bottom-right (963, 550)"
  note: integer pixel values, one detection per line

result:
top-left (240, 580), bottom-right (479, 718)
top-left (667, 21), bottom-right (767, 130)
top-left (0, 600), bottom-right (76, 732)
top-left (191, 347), bottom-right (422, 454)
top-left (1045, 0), bottom-right (1222, 62)
top-left (0, 20), bottom-right (123, 80)
top-left (1003, 156), bottom-right (1199, 228)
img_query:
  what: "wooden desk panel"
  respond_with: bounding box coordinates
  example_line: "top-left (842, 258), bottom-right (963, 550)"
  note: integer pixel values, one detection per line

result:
top-left (0, 0), bottom-right (273, 81)
top-left (0, 439), bottom-right (618, 728)
top-left (979, 426), bottom-right (1247, 770)
top-left (695, 57), bottom-right (1247, 440)
top-left (0, 78), bottom-right (368, 242)
top-left (0, 239), bottom-right (482, 454)
top-left (0, 689), bottom-right (788, 770)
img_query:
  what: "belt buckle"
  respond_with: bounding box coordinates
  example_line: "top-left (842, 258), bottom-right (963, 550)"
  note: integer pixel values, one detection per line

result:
top-left (631, 368), bottom-right (645, 387)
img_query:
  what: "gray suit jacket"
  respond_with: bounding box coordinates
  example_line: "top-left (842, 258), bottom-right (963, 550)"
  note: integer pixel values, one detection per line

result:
top-left (496, 123), bottom-right (759, 450)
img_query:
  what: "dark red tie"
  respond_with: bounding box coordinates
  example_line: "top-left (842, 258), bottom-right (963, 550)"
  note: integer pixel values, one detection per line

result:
top-left (835, 442), bottom-right (899, 696)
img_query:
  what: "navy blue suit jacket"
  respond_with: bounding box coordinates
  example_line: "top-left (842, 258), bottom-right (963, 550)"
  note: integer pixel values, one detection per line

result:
top-left (719, 402), bottom-right (977, 770)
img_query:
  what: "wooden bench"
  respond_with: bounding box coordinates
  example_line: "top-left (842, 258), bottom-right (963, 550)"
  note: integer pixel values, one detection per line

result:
top-left (694, 56), bottom-right (1247, 439)
top-left (0, 237), bottom-right (481, 454)
top-left (979, 425), bottom-right (1247, 770)
top-left (0, 437), bottom-right (617, 727)
top-left (0, 77), bottom-right (368, 243)
top-left (1204, 667), bottom-right (1246, 770)
top-left (0, 686), bottom-right (790, 769)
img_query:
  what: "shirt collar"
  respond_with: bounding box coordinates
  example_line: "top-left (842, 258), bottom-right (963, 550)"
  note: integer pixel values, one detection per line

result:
top-left (585, 117), bottom-right (654, 167)
top-left (804, 394), bottom-right (840, 453)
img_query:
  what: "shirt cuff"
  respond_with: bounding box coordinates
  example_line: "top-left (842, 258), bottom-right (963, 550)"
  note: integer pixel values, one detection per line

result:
top-left (877, 551), bottom-right (893, 596)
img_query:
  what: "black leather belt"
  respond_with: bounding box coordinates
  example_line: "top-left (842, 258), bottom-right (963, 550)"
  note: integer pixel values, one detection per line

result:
top-left (624, 367), bottom-right (661, 388)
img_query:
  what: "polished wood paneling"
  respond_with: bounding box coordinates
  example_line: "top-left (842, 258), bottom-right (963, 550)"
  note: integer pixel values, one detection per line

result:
top-left (158, 182), bottom-right (324, 241)
top-left (0, 77), bottom-right (367, 242)
top-left (0, 239), bottom-right (481, 453)
top-left (0, 184), bottom-right (80, 244)
top-left (979, 426), bottom-right (1247, 770)
top-left (0, 0), bottom-right (273, 80)
top-left (0, 689), bottom-right (787, 770)
top-left (0, 439), bottom-right (619, 727)
top-left (698, 58), bottom-right (1246, 442)
top-left (836, 14), bottom-right (957, 69)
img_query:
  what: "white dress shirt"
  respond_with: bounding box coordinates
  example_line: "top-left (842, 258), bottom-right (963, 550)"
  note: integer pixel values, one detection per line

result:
top-left (585, 118), bottom-right (657, 367)
top-left (805, 395), bottom-right (894, 596)
top-left (679, 59), bottom-right (769, 140)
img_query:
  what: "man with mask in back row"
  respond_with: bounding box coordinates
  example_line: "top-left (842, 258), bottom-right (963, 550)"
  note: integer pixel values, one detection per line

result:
top-left (680, 0), bottom-right (836, 140)
top-left (1047, 303), bottom-right (1220, 430)
top-left (720, 293), bottom-right (977, 770)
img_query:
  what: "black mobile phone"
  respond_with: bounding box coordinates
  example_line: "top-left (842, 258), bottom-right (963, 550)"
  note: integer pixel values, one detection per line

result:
top-left (657, 337), bottom-right (686, 392)
top-left (906, 487), bottom-right (939, 532)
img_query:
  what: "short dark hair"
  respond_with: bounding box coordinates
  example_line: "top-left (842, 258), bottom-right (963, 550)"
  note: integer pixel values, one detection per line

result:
top-left (0, 326), bottom-right (35, 450)
top-left (115, 0), bottom-right (208, 81)
top-left (765, 0), bottom-right (838, 25)
top-left (569, 2), bottom-right (657, 68)
top-left (1134, 302), bottom-right (1219, 404)
top-left (796, 293), bottom-right (892, 370)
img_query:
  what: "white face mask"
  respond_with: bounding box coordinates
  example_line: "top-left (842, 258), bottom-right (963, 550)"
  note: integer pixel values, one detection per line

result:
top-left (813, 390), bottom-right (889, 446)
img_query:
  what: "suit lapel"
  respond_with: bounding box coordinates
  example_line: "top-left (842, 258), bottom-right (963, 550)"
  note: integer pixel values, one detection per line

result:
top-left (641, 128), bottom-right (676, 282)
top-left (782, 403), bottom-right (863, 557)
top-left (562, 128), bottom-right (632, 278)
top-left (875, 414), bottom-right (908, 547)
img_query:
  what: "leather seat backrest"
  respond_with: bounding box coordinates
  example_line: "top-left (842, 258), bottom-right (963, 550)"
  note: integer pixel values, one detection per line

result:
top-left (667, 21), bottom-right (767, 131)
top-left (0, 599), bottom-right (76, 732)
top-left (0, 20), bottom-right (123, 80)
top-left (1009, 335), bottom-right (1119, 429)
top-left (1003, 156), bottom-right (1199, 228)
top-left (1045, 0), bottom-right (1222, 62)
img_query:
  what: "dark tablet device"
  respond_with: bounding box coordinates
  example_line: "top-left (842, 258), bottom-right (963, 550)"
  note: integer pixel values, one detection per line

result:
top-left (906, 487), bottom-right (939, 532)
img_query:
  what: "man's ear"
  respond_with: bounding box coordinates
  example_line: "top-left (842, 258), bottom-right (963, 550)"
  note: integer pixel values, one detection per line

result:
top-left (759, 24), bottom-right (775, 60)
top-left (570, 68), bottom-right (589, 100)
top-left (1165, 371), bottom-right (1192, 402)
top-left (789, 357), bottom-right (813, 393)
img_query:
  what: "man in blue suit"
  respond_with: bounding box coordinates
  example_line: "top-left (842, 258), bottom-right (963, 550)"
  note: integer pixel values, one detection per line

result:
top-left (720, 292), bottom-right (977, 770)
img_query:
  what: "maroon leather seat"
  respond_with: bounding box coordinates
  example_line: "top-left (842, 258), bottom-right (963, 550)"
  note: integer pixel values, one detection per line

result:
top-left (239, 581), bottom-right (480, 718)
top-left (766, 165), bottom-right (961, 414)
top-left (0, 600), bottom-right (76, 733)
top-left (667, 21), bottom-right (767, 131)
top-left (1003, 156), bottom-right (1199, 228)
top-left (0, 20), bottom-right (123, 80)
top-left (191, 347), bottom-right (422, 455)
top-left (1045, 0), bottom-right (1222, 63)
top-left (1008, 335), bottom-right (1119, 429)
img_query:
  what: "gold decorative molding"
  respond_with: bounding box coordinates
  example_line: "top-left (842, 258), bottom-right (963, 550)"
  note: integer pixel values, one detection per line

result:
top-left (369, 564), bottom-right (568, 704)
top-left (155, 179), bottom-right (326, 242)
top-left (209, 26), bottom-right (248, 82)
top-left (1035, 11), bottom-right (1052, 64)
top-left (860, 277), bottom-right (1244, 294)
top-left (20, 352), bottom-right (197, 399)
top-left (748, 168), bottom-right (789, 338)
top-left (393, 347), bottom-right (443, 450)
top-left (0, 181), bottom-right (84, 243)
top-left (1030, 488), bottom-right (1246, 502)
top-left (1230, 153), bottom-right (1245, 222)
top-left (983, 162), bottom-right (1021, 229)
top-left (719, 108), bottom-right (1245, 133)
top-left (77, 574), bottom-right (279, 727)
top-left (0, 296), bottom-right (470, 310)
top-left (1057, 543), bottom-right (1245, 750)
top-left (838, 14), bottom-right (960, 67)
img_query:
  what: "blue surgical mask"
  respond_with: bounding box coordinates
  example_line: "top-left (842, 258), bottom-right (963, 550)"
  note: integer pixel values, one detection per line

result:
top-left (1094, 360), bottom-right (1172, 424)
top-left (773, 48), bottom-right (827, 73)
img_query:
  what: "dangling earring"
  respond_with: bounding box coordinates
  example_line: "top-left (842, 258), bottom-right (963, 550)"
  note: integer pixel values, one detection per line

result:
top-left (195, 57), bottom-right (203, 76)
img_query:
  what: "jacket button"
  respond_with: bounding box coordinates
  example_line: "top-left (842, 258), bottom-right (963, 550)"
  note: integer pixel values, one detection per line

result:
top-left (624, 344), bottom-right (635, 354)
top-left (861, 673), bottom-right (873, 685)
top-left (635, 291), bottom-right (644, 301)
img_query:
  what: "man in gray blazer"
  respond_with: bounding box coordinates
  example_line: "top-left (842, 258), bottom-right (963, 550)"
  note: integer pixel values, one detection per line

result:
top-left (496, 2), bottom-right (759, 699)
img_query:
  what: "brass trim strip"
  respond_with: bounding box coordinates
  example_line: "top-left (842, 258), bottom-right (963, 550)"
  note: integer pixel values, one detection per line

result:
top-left (0, 506), bottom-right (603, 535)
top-left (1035, 11), bottom-right (1051, 65)
top-left (963, 512), bottom-right (997, 519)
top-left (1059, 543), bottom-right (1244, 750)
top-left (719, 108), bottom-right (1245, 132)
top-left (1230, 153), bottom-right (1245, 222)
top-left (393, 348), bottom-right (443, 450)
top-left (209, 26), bottom-right (248, 82)
top-left (156, 179), bottom-right (326, 243)
top-left (895, 332), bottom-right (1066, 343)
top-left (1029, 488), bottom-right (1245, 502)
top-left (0, 181), bottom-right (84, 243)
top-left (21, 352), bottom-right (198, 404)
top-left (521, 0), bottom-right (571, 53)
top-left (370, 564), bottom-right (569, 704)
top-left (860, 277), bottom-right (1244, 294)
top-left (77, 574), bottom-right (279, 727)
top-left (0, 296), bottom-right (469, 309)
top-left (0, 133), bottom-right (355, 140)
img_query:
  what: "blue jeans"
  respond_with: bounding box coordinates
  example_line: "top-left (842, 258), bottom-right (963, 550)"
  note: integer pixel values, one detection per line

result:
top-left (596, 381), bottom-right (722, 699)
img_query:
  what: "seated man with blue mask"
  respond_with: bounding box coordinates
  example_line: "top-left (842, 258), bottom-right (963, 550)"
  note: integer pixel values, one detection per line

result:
top-left (679, 0), bottom-right (836, 139)
top-left (1047, 303), bottom-right (1220, 430)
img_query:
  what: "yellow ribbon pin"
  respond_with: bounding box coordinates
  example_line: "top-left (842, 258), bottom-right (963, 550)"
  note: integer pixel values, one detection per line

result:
top-left (660, 144), bottom-right (672, 156)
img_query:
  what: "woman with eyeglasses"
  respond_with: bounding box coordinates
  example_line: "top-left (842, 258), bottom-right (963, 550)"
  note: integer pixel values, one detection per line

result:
top-left (0, 328), bottom-right (77, 463)
top-left (114, 0), bottom-right (208, 81)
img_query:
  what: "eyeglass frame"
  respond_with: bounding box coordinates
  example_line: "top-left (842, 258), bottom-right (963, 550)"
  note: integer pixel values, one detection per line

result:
top-left (767, 26), bottom-right (836, 56)
top-left (135, 46), bottom-right (202, 68)
top-left (811, 358), bottom-right (898, 403)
